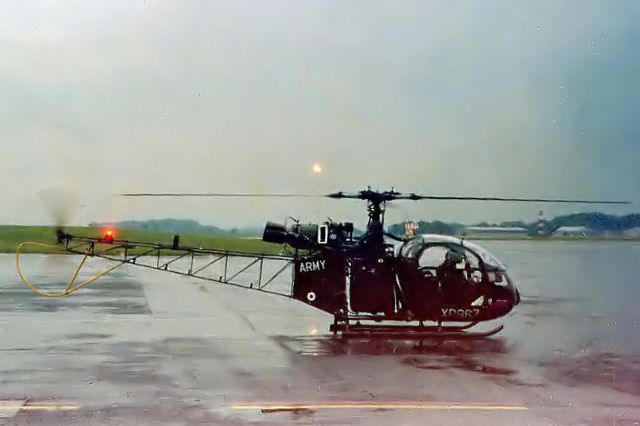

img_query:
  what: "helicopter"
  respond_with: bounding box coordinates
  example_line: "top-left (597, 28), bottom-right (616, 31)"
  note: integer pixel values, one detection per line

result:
top-left (18, 188), bottom-right (630, 337)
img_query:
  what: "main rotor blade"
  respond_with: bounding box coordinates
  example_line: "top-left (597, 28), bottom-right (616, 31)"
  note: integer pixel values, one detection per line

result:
top-left (120, 190), bottom-right (632, 205)
top-left (398, 194), bottom-right (632, 204)
top-left (120, 192), bottom-right (318, 198)
top-left (326, 190), bottom-right (631, 204)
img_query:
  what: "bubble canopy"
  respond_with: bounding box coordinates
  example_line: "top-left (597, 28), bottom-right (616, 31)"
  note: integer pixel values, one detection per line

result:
top-left (397, 234), bottom-right (506, 271)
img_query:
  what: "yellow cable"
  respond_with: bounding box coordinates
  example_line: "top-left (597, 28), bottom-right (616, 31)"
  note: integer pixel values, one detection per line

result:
top-left (66, 252), bottom-right (89, 292)
top-left (16, 242), bottom-right (124, 297)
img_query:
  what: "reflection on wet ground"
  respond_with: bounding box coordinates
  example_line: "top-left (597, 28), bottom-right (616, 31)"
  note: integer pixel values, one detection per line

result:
top-left (275, 334), bottom-right (546, 392)
top-left (0, 276), bottom-right (150, 315)
top-left (1, 243), bottom-right (640, 424)
top-left (275, 334), bottom-right (509, 357)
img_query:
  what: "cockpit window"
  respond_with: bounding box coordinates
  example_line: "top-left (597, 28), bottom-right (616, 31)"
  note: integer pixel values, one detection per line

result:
top-left (417, 245), bottom-right (450, 268)
top-left (398, 236), bottom-right (426, 259)
top-left (462, 241), bottom-right (506, 270)
top-left (399, 235), bottom-right (504, 271)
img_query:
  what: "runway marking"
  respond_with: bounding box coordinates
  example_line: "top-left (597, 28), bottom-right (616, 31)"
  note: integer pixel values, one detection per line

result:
top-left (0, 400), bottom-right (24, 418)
top-left (0, 400), bottom-right (80, 417)
top-left (19, 404), bottom-right (81, 411)
top-left (232, 402), bottom-right (528, 412)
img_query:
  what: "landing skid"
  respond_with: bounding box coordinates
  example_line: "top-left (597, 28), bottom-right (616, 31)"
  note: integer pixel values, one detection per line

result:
top-left (329, 322), bottom-right (504, 339)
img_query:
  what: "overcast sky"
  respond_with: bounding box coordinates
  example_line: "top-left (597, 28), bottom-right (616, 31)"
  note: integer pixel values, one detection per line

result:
top-left (1, 0), bottom-right (638, 228)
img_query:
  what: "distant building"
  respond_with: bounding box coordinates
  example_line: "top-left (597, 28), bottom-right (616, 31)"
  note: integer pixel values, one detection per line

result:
top-left (463, 226), bottom-right (528, 238)
top-left (623, 227), bottom-right (640, 238)
top-left (553, 226), bottom-right (592, 238)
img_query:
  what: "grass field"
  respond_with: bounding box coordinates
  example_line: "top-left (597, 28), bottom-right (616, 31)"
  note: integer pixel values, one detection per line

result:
top-left (0, 226), bottom-right (281, 255)
top-left (1, 226), bottom-right (637, 255)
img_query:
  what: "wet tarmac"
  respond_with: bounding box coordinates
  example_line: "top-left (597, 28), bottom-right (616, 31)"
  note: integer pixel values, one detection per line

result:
top-left (1, 241), bottom-right (640, 425)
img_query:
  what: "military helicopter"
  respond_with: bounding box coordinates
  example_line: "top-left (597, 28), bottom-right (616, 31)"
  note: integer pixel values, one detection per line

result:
top-left (18, 188), bottom-right (630, 337)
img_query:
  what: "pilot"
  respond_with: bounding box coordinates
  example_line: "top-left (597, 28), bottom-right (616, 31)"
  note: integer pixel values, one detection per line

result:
top-left (436, 249), bottom-right (468, 301)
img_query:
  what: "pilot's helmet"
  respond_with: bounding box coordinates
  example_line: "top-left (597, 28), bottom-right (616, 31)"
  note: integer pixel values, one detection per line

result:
top-left (444, 248), bottom-right (465, 265)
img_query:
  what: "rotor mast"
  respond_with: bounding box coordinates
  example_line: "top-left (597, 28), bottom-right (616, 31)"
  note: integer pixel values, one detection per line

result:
top-left (327, 188), bottom-right (400, 249)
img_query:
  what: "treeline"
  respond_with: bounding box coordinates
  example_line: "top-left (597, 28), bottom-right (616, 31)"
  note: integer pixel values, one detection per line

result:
top-left (387, 212), bottom-right (640, 236)
top-left (387, 220), bottom-right (465, 236)
top-left (538, 212), bottom-right (640, 235)
top-left (90, 218), bottom-right (261, 236)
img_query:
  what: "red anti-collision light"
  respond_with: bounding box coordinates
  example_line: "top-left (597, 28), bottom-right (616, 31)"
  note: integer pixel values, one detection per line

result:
top-left (104, 229), bottom-right (114, 243)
